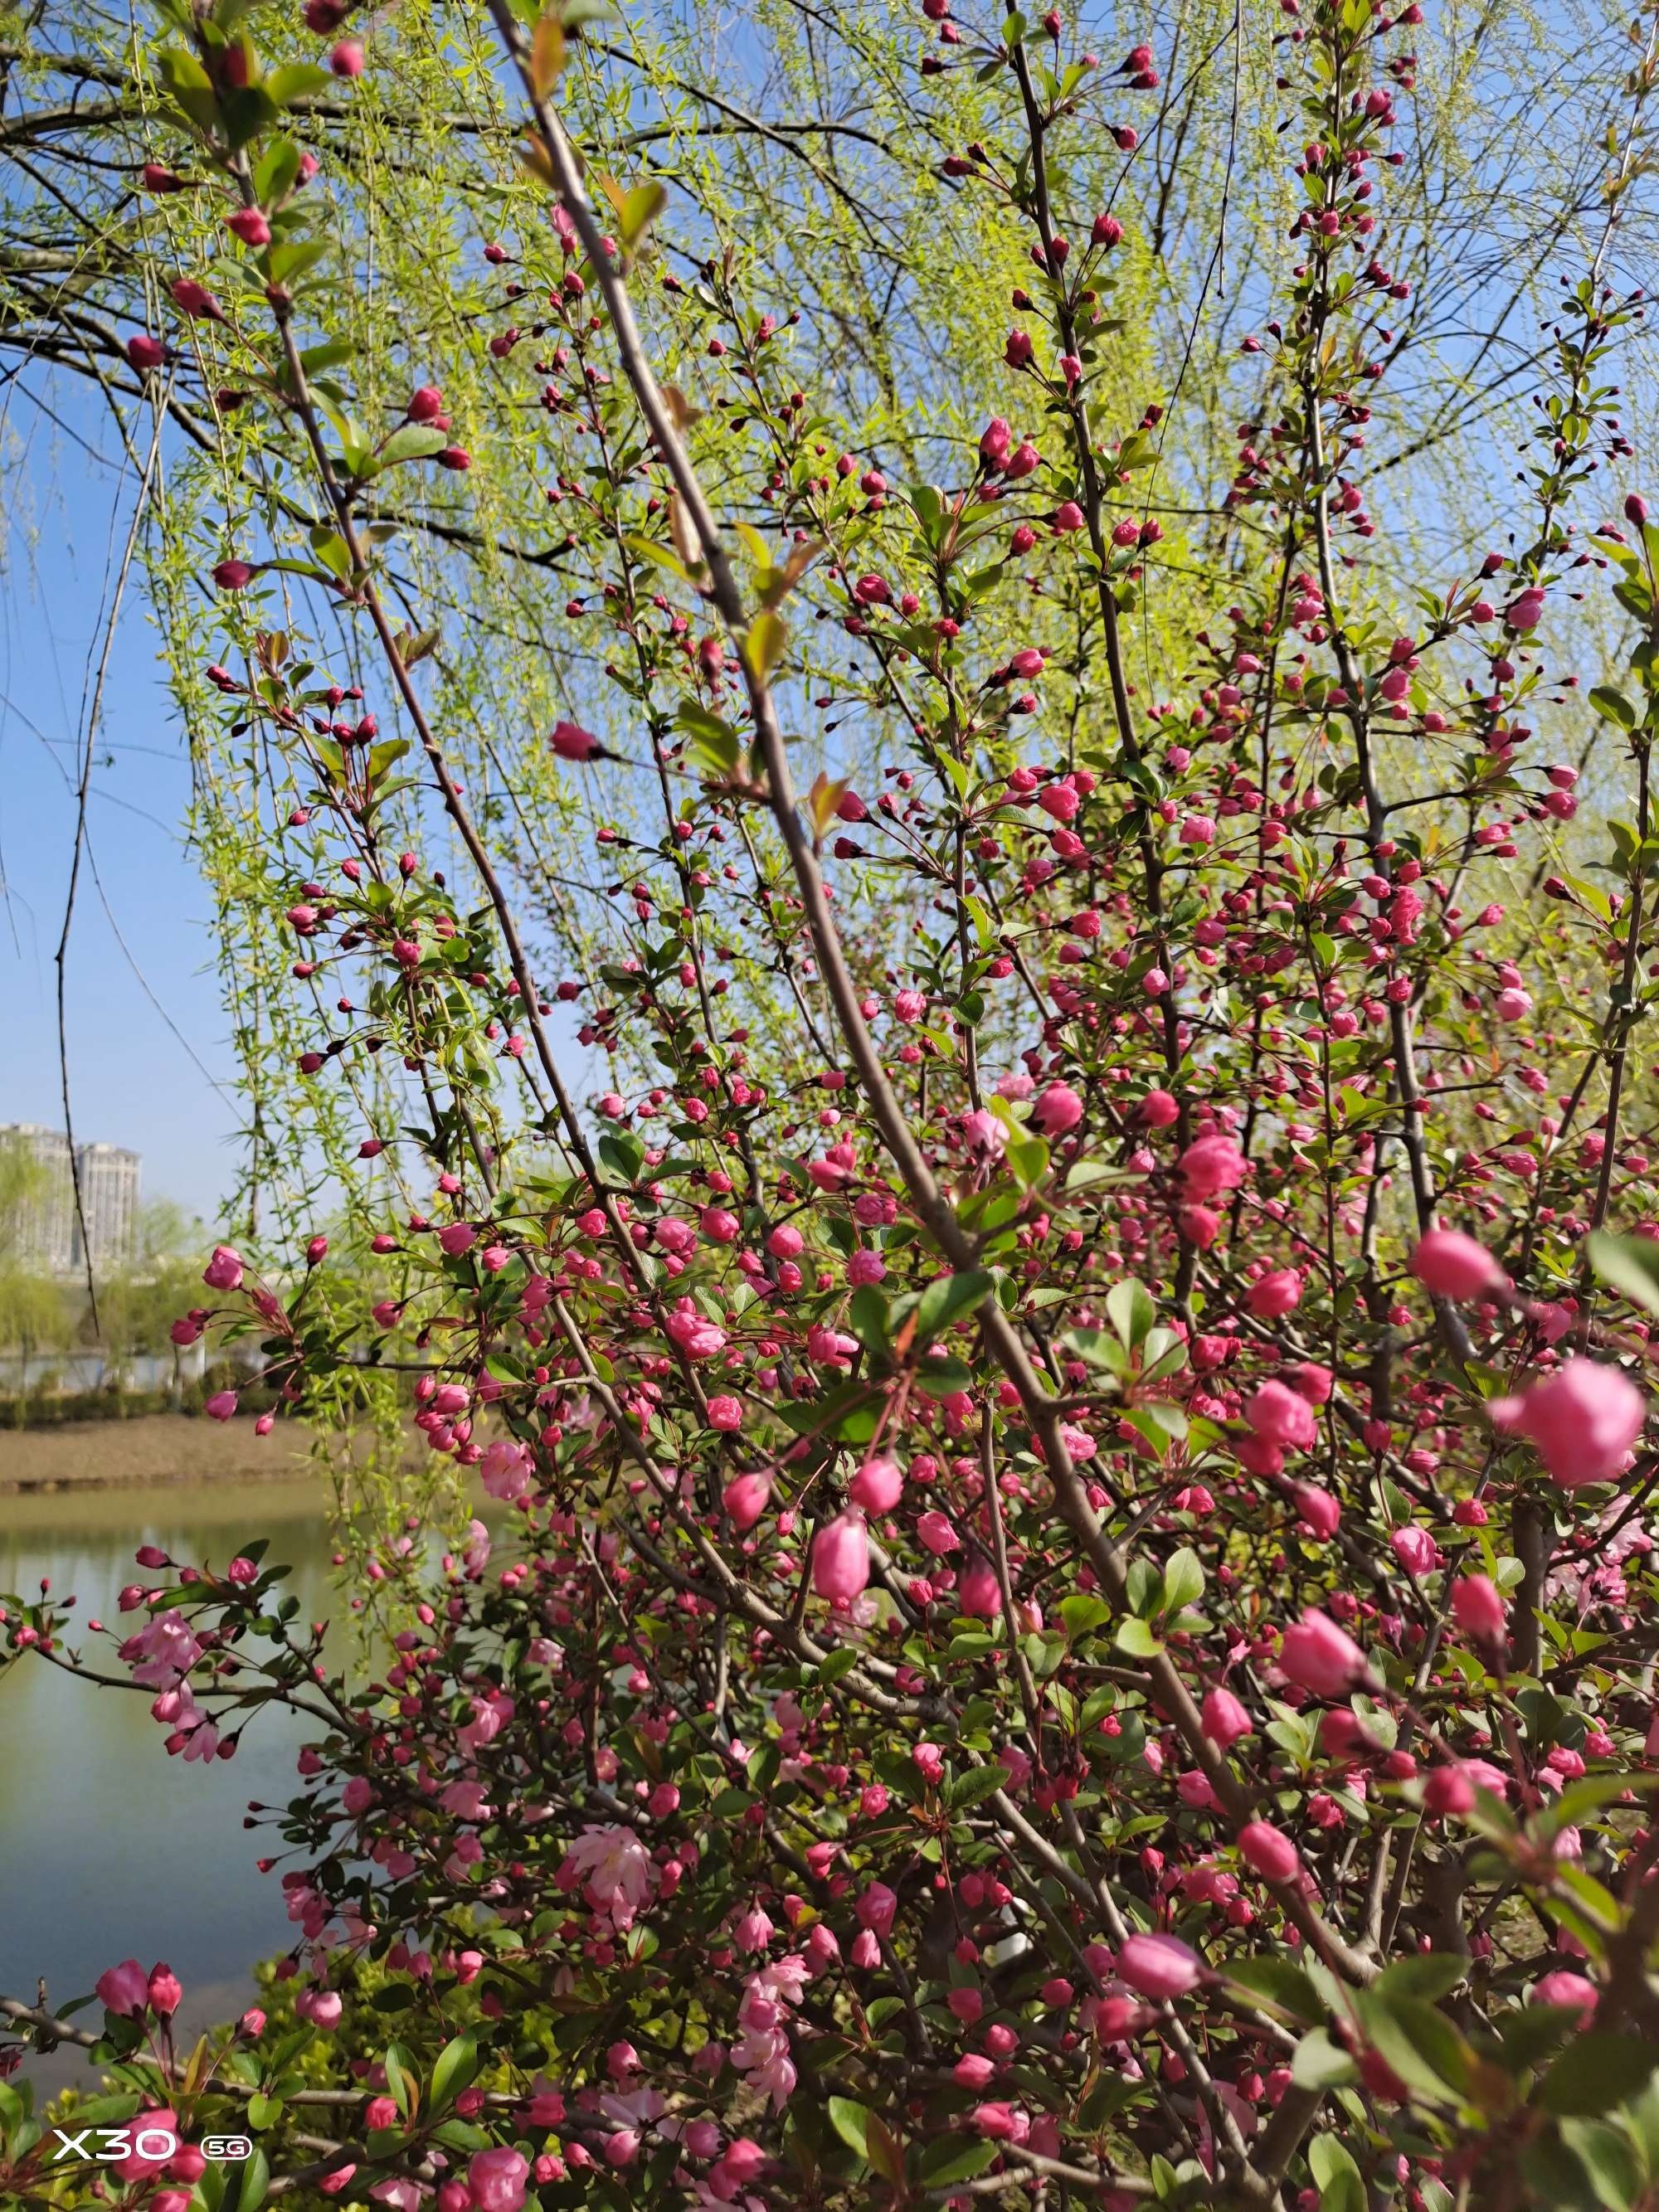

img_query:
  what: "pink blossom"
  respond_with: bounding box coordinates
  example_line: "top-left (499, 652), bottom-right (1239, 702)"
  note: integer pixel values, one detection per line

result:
top-left (1117, 1932), bottom-right (1204, 1999)
top-left (560, 1826), bottom-right (654, 1928)
top-left (1452, 1575), bottom-right (1506, 1643)
top-left (1491, 1358), bottom-right (1646, 1486)
top-left (1238, 1821), bottom-right (1300, 1883)
top-left (1390, 1525), bottom-right (1439, 1578)
top-left (1180, 1133), bottom-right (1247, 1198)
top-left (723, 1473), bottom-right (771, 1530)
top-left (479, 1438), bottom-right (533, 1501)
top-left (849, 1456), bottom-right (902, 1512)
top-left (1201, 1686), bottom-right (1253, 1748)
top-left (202, 1244), bottom-right (244, 1290)
top-left (1245, 1380), bottom-right (1316, 1451)
top-left (467, 2149), bottom-right (528, 2212)
top-left (1278, 1607), bottom-right (1368, 1697)
top-left (1410, 1228), bottom-right (1503, 1299)
top-left (1032, 1082), bottom-right (1084, 1135)
top-left (811, 1510), bottom-right (869, 1602)
top-left (1531, 1971), bottom-right (1598, 2020)
top-left (95, 1958), bottom-right (149, 2017)
top-left (1246, 1269), bottom-right (1302, 1319)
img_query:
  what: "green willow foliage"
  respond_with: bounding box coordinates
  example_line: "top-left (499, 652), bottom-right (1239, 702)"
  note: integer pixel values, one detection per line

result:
top-left (11, 0), bottom-right (1659, 2206)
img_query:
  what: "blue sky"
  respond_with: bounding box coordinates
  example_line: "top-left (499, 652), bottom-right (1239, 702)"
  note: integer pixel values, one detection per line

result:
top-left (1, 376), bottom-right (242, 1223)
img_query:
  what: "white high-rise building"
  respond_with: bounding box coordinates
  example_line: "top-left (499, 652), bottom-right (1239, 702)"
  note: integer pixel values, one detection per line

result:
top-left (0, 1125), bottom-right (140, 1274)
top-left (74, 1142), bottom-right (140, 1273)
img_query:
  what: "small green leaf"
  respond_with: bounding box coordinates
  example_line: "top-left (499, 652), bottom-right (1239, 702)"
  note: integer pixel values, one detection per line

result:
top-left (1226, 1957), bottom-right (1326, 2024)
top-left (913, 1268), bottom-right (994, 1345)
top-left (1586, 1231), bottom-right (1659, 1316)
top-left (1160, 1546), bottom-right (1204, 1615)
top-left (742, 609), bottom-right (787, 682)
top-left (1107, 1277), bottom-right (1155, 1350)
top-left (946, 1765), bottom-right (1007, 1810)
top-left (1543, 2034), bottom-right (1659, 2117)
top-left (913, 2137), bottom-right (999, 2185)
top-left (827, 2095), bottom-right (873, 2160)
top-left (1114, 1616), bottom-right (1163, 1658)
top-left (266, 61), bottom-right (333, 106)
top-left (370, 424), bottom-right (451, 475)
top-left (1310, 2136), bottom-right (1365, 2212)
top-left (429, 2030), bottom-right (479, 2112)
top-left (1292, 2028), bottom-right (1358, 2091)
top-left (1589, 684), bottom-right (1637, 730)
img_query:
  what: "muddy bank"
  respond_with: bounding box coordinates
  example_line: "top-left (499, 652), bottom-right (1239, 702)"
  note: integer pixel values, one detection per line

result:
top-left (0, 1413), bottom-right (321, 1493)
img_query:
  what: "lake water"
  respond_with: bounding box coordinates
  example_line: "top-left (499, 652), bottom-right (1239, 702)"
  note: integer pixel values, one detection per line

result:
top-left (0, 1478), bottom-right (341, 2088)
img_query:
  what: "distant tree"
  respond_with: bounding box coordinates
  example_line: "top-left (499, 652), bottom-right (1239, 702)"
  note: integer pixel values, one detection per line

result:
top-left (0, 1134), bottom-right (69, 1364)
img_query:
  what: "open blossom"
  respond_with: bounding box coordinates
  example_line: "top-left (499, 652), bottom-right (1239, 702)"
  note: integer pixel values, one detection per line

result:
top-left (123, 1609), bottom-right (202, 1689)
top-left (479, 1438), bottom-right (533, 1500)
top-left (1491, 1358), bottom-right (1646, 1486)
top-left (560, 1826), bottom-right (654, 1927)
top-left (468, 2149), bottom-right (529, 2212)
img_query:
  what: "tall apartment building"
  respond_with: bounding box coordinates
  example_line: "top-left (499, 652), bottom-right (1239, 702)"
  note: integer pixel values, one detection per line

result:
top-left (74, 1142), bottom-right (141, 1272)
top-left (0, 1124), bottom-right (139, 1273)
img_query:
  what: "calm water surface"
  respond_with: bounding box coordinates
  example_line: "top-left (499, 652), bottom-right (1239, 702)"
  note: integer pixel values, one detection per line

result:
top-left (0, 1478), bottom-right (343, 2086)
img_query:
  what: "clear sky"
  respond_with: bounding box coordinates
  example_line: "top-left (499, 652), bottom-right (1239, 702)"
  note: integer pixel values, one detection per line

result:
top-left (1, 375), bottom-right (243, 1224)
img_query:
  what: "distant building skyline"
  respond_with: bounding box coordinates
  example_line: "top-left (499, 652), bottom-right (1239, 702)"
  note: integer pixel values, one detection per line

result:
top-left (0, 1123), bottom-right (140, 1274)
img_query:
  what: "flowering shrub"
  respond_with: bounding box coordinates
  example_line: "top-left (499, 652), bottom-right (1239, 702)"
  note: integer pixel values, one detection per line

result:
top-left (7, 0), bottom-right (1659, 2206)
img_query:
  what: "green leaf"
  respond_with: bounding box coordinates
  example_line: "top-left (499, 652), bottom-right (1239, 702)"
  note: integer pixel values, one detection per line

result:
top-left (1589, 685), bottom-right (1637, 730)
top-left (675, 699), bottom-right (741, 779)
top-left (946, 1765), bottom-right (1007, 1810)
top-left (370, 424), bottom-right (451, 475)
top-left (156, 46), bottom-right (221, 131)
top-left (1374, 1952), bottom-right (1467, 2008)
top-left (742, 609), bottom-right (787, 682)
top-left (1586, 1231), bottom-right (1659, 1316)
top-left (221, 2147), bottom-right (270, 2212)
top-left (849, 1285), bottom-right (890, 1354)
top-left (826, 2095), bottom-right (873, 2160)
top-left (383, 2041), bottom-right (417, 2118)
top-left (1005, 1132), bottom-right (1049, 1189)
top-left (1160, 1546), bottom-right (1204, 1615)
top-left (1543, 2035), bottom-right (1659, 2117)
top-left (1559, 2118), bottom-right (1642, 2210)
top-left (254, 137), bottom-right (304, 205)
top-left (1226, 1957), bottom-right (1326, 2025)
top-left (1310, 2137), bottom-right (1365, 2212)
top-left (618, 179), bottom-right (668, 250)
top-left (1114, 1616), bottom-right (1163, 1658)
top-left (429, 2030), bottom-right (479, 2112)
top-left (366, 738), bottom-right (411, 783)
top-left (1107, 1277), bottom-right (1155, 1350)
top-left (913, 2137), bottom-right (999, 2185)
top-left (266, 61), bottom-right (333, 106)
top-left (1361, 1993), bottom-right (1475, 2101)
top-left (913, 1268), bottom-right (994, 1345)
top-left (1058, 1593), bottom-right (1112, 1641)
top-left (598, 1129), bottom-right (645, 1184)
top-left (1292, 2027), bottom-right (1358, 2091)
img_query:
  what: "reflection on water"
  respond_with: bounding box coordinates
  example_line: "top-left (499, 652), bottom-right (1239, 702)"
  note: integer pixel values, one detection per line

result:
top-left (0, 1479), bottom-right (341, 2088)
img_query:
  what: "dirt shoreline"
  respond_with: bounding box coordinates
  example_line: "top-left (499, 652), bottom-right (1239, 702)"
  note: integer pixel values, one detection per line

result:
top-left (0, 1413), bottom-right (322, 1494)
